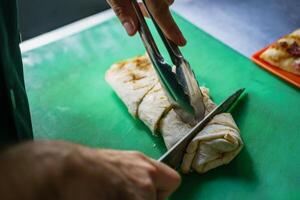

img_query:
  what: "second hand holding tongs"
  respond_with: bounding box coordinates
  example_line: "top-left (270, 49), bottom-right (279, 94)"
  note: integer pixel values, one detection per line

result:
top-left (131, 0), bottom-right (206, 125)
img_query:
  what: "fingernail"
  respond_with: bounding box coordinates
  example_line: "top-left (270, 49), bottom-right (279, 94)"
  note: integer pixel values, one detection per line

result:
top-left (123, 21), bottom-right (135, 36)
top-left (181, 37), bottom-right (187, 46)
top-left (178, 36), bottom-right (187, 46)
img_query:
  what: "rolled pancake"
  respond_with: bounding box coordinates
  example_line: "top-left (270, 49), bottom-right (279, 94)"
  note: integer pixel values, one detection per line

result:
top-left (105, 55), bottom-right (158, 116)
top-left (106, 55), bottom-right (243, 174)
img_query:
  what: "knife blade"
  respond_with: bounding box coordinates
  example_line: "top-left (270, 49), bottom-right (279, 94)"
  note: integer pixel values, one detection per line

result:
top-left (158, 88), bottom-right (245, 169)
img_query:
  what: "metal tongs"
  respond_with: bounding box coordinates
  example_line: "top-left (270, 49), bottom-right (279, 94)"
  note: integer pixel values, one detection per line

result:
top-left (131, 0), bottom-right (206, 125)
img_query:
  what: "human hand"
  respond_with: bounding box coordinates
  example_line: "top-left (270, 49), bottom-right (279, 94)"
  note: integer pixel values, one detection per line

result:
top-left (106, 0), bottom-right (186, 46)
top-left (0, 141), bottom-right (181, 200)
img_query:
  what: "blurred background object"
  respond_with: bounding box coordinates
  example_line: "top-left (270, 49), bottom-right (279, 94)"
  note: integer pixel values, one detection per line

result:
top-left (18, 0), bottom-right (109, 40)
top-left (19, 0), bottom-right (300, 56)
top-left (172, 0), bottom-right (300, 56)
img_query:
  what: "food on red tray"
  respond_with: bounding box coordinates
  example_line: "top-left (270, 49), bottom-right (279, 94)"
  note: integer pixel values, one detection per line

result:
top-left (260, 29), bottom-right (300, 75)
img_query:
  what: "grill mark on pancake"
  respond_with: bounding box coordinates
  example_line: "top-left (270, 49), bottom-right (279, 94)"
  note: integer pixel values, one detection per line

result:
top-left (113, 55), bottom-right (151, 71)
top-left (128, 55), bottom-right (158, 116)
top-left (133, 57), bottom-right (152, 71)
top-left (123, 74), bottom-right (147, 83)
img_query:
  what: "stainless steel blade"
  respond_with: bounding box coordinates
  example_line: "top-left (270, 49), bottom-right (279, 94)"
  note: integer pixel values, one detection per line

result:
top-left (158, 88), bottom-right (245, 169)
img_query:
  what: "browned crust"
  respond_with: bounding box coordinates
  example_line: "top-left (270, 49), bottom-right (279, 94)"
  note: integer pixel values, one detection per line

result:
top-left (259, 29), bottom-right (300, 75)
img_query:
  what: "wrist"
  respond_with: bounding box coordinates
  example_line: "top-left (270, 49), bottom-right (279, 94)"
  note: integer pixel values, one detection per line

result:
top-left (0, 141), bottom-right (62, 200)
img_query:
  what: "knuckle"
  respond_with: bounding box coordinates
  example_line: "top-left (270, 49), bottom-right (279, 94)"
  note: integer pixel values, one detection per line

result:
top-left (63, 153), bottom-right (78, 168)
top-left (140, 179), bottom-right (155, 191)
top-left (130, 151), bottom-right (146, 159)
top-left (144, 164), bottom-right (157, 176)
top-left (63, 148), bottom-right (85, 169)
top-left (150, 1), bottom-right (168, 15)
top-left (113, 5), bottom-right (125, 19)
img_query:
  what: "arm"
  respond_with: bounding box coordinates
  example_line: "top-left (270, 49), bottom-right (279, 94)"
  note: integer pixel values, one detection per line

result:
top-left (0, 141), bottom-right (180, 200)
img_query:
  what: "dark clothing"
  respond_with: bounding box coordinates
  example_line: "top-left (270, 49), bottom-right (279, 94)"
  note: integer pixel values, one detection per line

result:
top-left (0, 0), bottom-right (33, 146)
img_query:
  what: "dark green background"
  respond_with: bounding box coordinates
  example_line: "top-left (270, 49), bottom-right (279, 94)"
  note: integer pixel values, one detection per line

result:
top-left (22, 15), bottom-right (300, 199)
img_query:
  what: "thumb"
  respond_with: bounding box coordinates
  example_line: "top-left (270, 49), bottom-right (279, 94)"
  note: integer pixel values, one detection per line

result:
top-left (107, 0), bottom-right (138, 36)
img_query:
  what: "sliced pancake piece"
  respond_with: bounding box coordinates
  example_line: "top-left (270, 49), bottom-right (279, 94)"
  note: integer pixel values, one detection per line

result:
top-left (160, 109), bottom-right (193, 149)
top-left (182, 113), bottom-right (243, 173)
top-left (200, 86), bottom-right (217, 114)
top-left (105, 55), bottom-right (158, 116)
top-left (138, 83), bottom-right (172, 133)
top-left (159, 87), bottom-right (215, 149)
top-left (159, 88), bottom-right (243, 174)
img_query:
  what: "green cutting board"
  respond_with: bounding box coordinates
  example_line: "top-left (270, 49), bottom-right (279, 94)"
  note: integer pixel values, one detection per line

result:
top-left (22, 14), bottom-right (300, 199)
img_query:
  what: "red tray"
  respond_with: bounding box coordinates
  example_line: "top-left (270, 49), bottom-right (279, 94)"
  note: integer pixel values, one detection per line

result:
top-left (251, 46), bottom-right (300, 88)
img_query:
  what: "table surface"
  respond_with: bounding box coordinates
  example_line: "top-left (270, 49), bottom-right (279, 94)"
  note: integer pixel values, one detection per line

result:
top-left (21, 12), bottom-right (300, 200)
top-left (172, 0), bottom-right (300, 56)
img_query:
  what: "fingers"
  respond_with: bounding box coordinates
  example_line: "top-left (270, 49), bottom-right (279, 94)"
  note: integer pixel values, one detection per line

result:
top-left (98, 150), bottom-right (180, 199)
top-left (108, 0), bottom-right (186, 46)
top-left (124, 151), bottom-right (181, 199)
top-left (106, 0), bottom-right (138, 36)
top-left (148, 159), bottom-right (181, 200)
top-left (144, 0), bottom-right (186, 46)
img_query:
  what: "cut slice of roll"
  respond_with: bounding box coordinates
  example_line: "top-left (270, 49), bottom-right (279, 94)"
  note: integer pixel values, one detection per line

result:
top-left (138, 83), bottom-right (172, 132)
top-left (105, 55), bottom-right (158, 116)
top-left (105, 54), bottom-right (244, 174)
